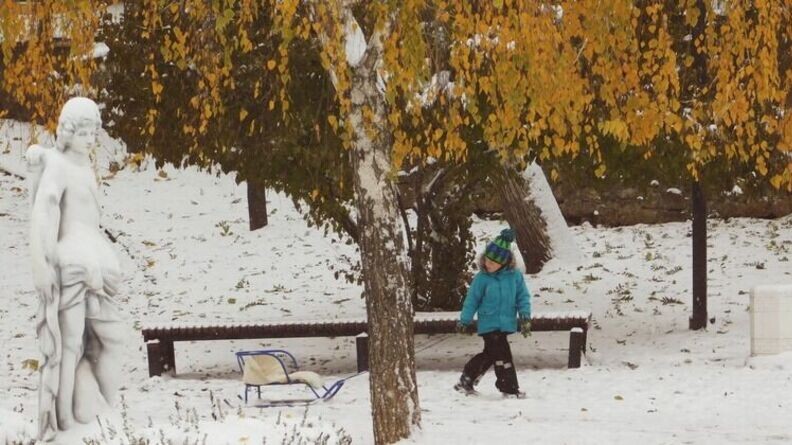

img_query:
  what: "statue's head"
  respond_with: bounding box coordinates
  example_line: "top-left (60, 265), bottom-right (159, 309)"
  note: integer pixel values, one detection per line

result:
top-left (55, 97), bottom-right (102, 154)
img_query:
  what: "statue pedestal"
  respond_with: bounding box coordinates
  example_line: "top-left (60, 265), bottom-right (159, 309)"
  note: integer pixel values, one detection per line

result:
top-left (750, 285), bottom-right (792, 355)
top-left (47, 410), bottom-right (125, 445)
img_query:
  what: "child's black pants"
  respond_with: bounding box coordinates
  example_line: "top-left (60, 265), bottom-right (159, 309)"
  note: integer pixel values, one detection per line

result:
top-left (462, 331), bottom-right (519, 393)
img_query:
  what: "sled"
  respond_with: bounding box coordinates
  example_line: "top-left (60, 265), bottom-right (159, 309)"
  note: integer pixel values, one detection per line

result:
top-left (235, 349), bottom-right (363, 407)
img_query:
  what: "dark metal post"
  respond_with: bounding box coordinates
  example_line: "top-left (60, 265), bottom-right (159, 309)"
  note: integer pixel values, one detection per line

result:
top-left (568, 328), bottom-right (584, 368)
top-left (162, 340), bottom-right (175, 373)
top-left (247, 180), bottom-right (268, 231)
top-left (356, 333), bottom-right (369, 372)
top-left (690, 180), bottom-right (708, 330)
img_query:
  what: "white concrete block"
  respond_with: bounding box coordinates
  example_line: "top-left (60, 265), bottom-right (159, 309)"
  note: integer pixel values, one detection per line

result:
top-left (752, 338), bottom-right (780, 355)
top-left (752, 314), bottom-right (780, 339)
top-left (781, 313), bottom-right (792, 339)
top-left (751, 285), bottom-right (792, 309)
top-left (750, 285), bottom-right (792, 356)
top-left (752, 337), bottom-right (779, 355)
top-left (751, 337), bottom-right (792, 355)
top-left (750, 293), bottom-right (780, 313)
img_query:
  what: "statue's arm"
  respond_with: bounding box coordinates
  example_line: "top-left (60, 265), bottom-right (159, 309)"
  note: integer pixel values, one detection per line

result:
top-left (29, 153), bottom-right (64, 303)
top-left (26, 145), bottom-right (47, 204)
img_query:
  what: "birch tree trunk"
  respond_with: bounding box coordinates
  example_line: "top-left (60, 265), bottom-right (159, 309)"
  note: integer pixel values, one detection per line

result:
top-left (344, 15), bottom-right (420, 445)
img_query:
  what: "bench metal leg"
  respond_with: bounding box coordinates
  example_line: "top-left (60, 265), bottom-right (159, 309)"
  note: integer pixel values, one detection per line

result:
top-left (356, 333), bottom-right (369, 372)
top-left (146, 339), bottom-right (176, 376)
top-left (146, 340), bottom-right (165, 377)
top-left (568, 328), bottom-right (585, 368)
top-left (162, 340), bottom-right (176, 373)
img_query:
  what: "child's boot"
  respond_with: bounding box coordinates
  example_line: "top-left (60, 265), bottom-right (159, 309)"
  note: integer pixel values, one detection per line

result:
top-left (453, 375), bottom-right (477, 395)
top-left (501, 389), bottom-right (526, 399)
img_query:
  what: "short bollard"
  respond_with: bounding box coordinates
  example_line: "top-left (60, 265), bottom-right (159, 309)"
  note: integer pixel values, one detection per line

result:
top-left (356, 333), bottom-right (369, 372)
top-left (568, 328), bottom-right (584, 368)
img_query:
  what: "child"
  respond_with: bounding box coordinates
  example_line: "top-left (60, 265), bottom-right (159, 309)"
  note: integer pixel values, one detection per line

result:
top-left (454, 228), bottom-right (531, 398)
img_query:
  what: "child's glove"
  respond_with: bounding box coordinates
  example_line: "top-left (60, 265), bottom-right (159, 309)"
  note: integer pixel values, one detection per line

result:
top-left (519, 317), bottom-right (532, 338)
top-left (456, 321), bottom-right (475, 335)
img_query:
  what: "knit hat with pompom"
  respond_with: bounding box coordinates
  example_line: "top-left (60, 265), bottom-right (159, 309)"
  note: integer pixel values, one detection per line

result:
top-left (484, 228), bottom-right (515, 265)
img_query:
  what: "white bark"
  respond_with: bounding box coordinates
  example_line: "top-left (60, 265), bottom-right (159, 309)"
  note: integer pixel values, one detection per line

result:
top-left (343, 10), bottom-right (366, 67)
top-left (315, 6), bottom-right (420, 443)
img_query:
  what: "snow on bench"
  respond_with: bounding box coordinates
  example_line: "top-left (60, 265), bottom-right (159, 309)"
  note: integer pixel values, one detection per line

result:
top-left (141, 311), bottom-right (591, 376)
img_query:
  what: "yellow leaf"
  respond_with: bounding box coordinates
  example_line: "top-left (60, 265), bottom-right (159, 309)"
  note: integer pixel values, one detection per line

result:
top-left (126, 152), bottom-right (145, 166)
top-left (268, 100), bottom-right (275, 111)
top-left (601, 119), bottom-right (629, 141)
top-left (327, 114), bottom-right (338, 129)
top-left (267, 59), bottom-right (277, 70)
top-left (239, 108), bottom-right (248, 121)
top-left (670, 118), bottom-right (682, 133)
top-left (685, 5), bottom-right (700, 28)
top-left (22, 359), bottom-right (39, 371)
top-left (756, 157), bottom-right (768, 176)
top-left (595, 164), bottom-right (607, 178)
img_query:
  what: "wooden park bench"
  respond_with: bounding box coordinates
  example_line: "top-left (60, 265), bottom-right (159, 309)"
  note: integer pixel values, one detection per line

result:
top-left (141, 311), bottom-right (591, 377)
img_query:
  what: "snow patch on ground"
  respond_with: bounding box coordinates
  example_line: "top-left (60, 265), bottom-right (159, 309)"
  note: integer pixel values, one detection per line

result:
top-left (0, 411), bottom-right (34, 444)
top-left (666, 187), bottom-right (683, 195)
top-left (747, 352), bottom-right (792, 371)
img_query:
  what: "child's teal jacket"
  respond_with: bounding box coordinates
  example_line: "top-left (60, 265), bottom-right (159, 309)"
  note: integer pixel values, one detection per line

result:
top-left (459, 267), bottom-right (531, 335)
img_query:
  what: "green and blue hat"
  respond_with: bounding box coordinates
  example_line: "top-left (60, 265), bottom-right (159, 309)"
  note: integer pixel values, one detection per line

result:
top-left (484, 228), bottom-right (515, 265)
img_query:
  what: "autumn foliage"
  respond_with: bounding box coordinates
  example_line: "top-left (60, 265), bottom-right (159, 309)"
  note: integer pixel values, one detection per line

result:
top-left (2, 1), bottom-right (789, 189)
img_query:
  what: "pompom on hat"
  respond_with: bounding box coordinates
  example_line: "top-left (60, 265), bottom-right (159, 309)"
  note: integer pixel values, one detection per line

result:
top-left (484, 228), bottom-right (515, 265)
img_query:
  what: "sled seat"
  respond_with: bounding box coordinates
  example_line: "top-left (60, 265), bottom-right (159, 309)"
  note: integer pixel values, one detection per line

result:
top-left (236, 349), bottom-right (347, 405)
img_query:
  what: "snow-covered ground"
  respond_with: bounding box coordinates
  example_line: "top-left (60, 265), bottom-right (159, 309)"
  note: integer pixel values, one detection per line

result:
top-left (1, 120), bottom-right (791, 444)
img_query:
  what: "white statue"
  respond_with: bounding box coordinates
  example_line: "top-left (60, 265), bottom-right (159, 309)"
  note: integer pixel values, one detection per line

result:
top-left (27, 97), bottom-right (124, 441)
